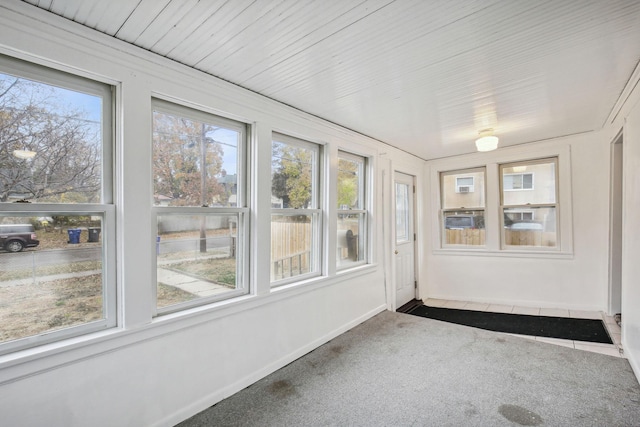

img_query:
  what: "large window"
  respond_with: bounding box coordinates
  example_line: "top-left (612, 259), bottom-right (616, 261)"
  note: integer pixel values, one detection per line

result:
top-left (271, 133), bottom-right (322, 284)
top-left (440, 168), bottom-right (486, 246)
top-left (501, 158), bottom-right (557, 249)
top-left (152, 100), bottom-right (248, 313)
top-left (337, 151), bottom-right (367, 269)
top-left (0, 55), bottom-right (114, 354)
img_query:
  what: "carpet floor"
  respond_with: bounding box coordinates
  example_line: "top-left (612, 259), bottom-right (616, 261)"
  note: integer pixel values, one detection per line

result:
top-left (178, 311), bottom-right (640, 427)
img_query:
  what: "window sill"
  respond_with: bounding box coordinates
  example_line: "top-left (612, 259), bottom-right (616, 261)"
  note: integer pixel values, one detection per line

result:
top-left (432, 248), bottom-right (574, 259)
top-left (0, 263), bottom-right (380, 385)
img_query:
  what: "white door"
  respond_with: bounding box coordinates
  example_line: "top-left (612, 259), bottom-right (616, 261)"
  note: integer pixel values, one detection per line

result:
top-left (394, 172), bottom-right (416, 308)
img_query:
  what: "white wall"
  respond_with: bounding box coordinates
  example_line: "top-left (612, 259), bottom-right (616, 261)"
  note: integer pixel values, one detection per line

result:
top-left (620, 92), bottom-right (640, 379)
top-left (0, 4), bottom-right (423, 426)
top-left (423, 133), bottom-right (611, 311)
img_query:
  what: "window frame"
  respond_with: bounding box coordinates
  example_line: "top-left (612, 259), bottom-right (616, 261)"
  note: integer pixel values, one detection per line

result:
top-left (503, 172), bottom-right (534, 191)
top-left (430, 143), bottom-right (573, 257)
top-left (336, 150), bottom-right (368, 270)
top-left (500, 157), bottom-right (559, 251)
top-left (440, 167), bottom-right (487, 248)
top-left (0, 55), bottom-right (115, 355)
top-left (270, 133), bottom-right (323, 286)
top-left (151, 98), bottom-right (250, 315)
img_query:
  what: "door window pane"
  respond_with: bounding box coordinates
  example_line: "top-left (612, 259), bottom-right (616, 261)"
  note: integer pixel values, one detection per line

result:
top-left (395, 183), bottom-right (409, 243)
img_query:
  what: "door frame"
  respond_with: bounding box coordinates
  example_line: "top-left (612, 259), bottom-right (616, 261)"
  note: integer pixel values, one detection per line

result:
top-left (392, 171), bottom-right (418, 310)
top-left (608, 131), bottom-right (624, 315)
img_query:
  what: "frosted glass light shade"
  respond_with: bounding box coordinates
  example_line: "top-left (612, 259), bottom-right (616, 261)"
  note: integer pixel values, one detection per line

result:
top-left (475, 129), bottom-right (498, 152)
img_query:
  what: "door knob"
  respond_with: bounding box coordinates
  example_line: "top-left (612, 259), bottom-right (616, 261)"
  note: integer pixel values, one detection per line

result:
top-left (394, 250), bottom-right (398, 254)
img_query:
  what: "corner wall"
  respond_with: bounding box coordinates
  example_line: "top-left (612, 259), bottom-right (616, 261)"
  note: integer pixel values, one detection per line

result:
top-left (423, 132), bottom-right (610, 311)
top-left (0, 3), bottom-right (422, 426)
top-left (621, 94), bottom-right (640, 379)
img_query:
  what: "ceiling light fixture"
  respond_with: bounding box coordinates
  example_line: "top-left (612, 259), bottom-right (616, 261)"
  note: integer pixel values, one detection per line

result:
top-left (13, 149), bottom-right (37, 160)
top-left (475, 128), bottom-right (499, 152)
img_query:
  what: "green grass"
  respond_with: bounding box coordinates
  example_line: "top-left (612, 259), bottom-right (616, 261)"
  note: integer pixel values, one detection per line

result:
top-left (166, 257), bottom-right (236, 288)
top-left (1, 260), bottom-right (102, 281)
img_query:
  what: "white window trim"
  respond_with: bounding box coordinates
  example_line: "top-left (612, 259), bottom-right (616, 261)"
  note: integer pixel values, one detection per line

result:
top-left (0, 55), bottom-right (115, 355)
top-left (500, 158), bottom-right (558, 251)
top-left (430, 142), bottom-right (573, 257)
top-left (270, 133), bottom-right (323, 286)
top-left (336, 150), bottom-right (369, 270)
top-left (440, 168), bottom-right (487, 249)
top-left (151, 99), bottom-right (249, 316)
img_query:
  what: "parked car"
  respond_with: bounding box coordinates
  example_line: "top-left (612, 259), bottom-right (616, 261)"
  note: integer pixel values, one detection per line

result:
top-left (0, 224), bottom-right (40, 252)
top-left (444, 214), bottom-right (485, 229)
top-left (507, 221), bottom-right (543, 231)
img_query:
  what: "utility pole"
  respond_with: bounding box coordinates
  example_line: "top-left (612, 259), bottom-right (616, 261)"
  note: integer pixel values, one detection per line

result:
top-left (200, 123), bottom-right (207, 253)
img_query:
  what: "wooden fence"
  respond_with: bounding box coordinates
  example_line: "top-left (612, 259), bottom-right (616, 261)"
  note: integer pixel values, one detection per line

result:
top-left (504, 230), bottom-right (556, 247)
top-left (445, 229), bottom-right (485, 245)
top-left (445, 229), bottom-right (556, 247)
top-left (271, 219), bottom-right (311, 280)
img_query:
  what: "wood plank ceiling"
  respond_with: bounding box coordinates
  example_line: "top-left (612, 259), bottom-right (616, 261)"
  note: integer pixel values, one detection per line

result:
top-left (20, 0), bottom-right (640, 159)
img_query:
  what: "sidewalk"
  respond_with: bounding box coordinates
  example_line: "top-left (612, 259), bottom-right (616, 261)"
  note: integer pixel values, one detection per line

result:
top-left (1, 267), bottom-right (230, 299)
top-left (156, 268), bottom-right (231, 297)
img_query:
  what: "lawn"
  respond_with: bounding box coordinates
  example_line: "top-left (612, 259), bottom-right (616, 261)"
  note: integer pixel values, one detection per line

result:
top-left (0, 228), bottom-right (236, 344)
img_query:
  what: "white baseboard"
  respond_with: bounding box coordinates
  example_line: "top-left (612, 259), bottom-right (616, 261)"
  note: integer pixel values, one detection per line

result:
top-left (156, 304), bottom-right (387, 427)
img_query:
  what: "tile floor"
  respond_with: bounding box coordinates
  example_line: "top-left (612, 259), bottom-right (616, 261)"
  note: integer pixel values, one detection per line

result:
top-left (423, 298), bottom-right (625, 358)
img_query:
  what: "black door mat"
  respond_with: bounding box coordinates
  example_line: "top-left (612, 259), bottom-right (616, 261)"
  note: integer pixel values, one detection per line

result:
top-left (407, 305), bottom-right (612, 344)
top-left (397, 299), bottom-right (424, 314)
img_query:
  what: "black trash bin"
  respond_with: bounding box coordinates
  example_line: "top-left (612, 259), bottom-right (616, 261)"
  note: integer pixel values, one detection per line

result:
top-left (88, 227), bottom-right (101, 242)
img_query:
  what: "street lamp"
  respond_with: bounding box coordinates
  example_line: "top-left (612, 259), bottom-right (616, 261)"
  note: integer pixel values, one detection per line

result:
top-left (13, 149), bottom-right (37, 159)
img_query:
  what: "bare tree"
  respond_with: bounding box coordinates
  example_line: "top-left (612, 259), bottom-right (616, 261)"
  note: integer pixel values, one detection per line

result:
top-left (152, 112), bottom-right (226, 207)
top-left (0, 76), bottom-right (101, 203)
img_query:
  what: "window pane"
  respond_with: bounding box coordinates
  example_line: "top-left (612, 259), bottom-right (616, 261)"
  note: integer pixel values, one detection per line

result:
top-left (502, 161), bottom-right (555, 205)
top-left (0, 214), bottom-right (104, 344)
top-left (0, 73), bottom-right (103, 204)
top-left (395, 183), bottom-right (409, 243)
top-left (271, 213), bottom-right (315, 281)
top-left (443, 210), bottom-right (485, 246)
top-left (503, 207), bottom-right (557, 248)
top-left (337, 156), bottom-right (363, 209)
top-left (271, 139), bottom-right (316, 209)
top-left (152, 110), bottom-right (240, 207)
top-left (337, 212), bottom-right (365, 267)
top-left (441, 169), bottom-right (485, 209)
top-left (156, 214), bottom-right (239, 309)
